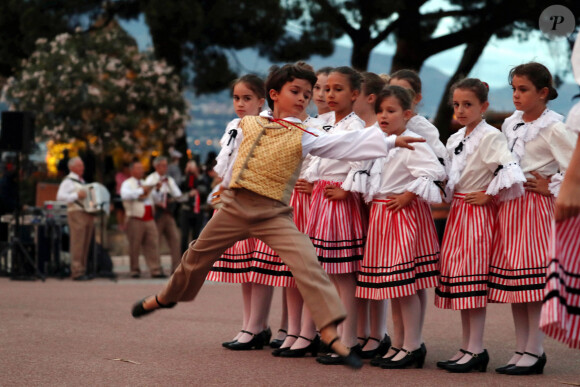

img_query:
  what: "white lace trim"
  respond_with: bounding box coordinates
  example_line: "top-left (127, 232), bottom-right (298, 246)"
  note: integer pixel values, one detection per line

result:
top-left (549, 172), bottom-right (564, 197)
top-left (446, 120), bottom-right (490, 195)
top-left (503, 109), bottom-right (564, 163)
top-left (406, 176), bottom-right (443, 204)
top-left (364, 158), bottom-right (386, 203)
top-left (485, 162), bottom-right (526, 201)
top-left (342, 167), bottom-right (370, 193)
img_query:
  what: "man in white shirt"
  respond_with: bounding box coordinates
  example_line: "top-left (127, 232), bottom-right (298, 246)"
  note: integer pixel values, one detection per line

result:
top-left (121, 161), bottom-right (165, 278)
top-left (56, 157), bottom-right (95, 281)
top-left (145, 156), bottom-right (183, 273)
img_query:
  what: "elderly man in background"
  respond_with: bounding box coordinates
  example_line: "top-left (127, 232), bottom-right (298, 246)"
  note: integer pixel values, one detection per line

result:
top-left (56, 157), bottom-right (95, 281)
top-left (121, 160), bottom-right (165, 278)
top-left (145, 156), bottom-right (183, 273)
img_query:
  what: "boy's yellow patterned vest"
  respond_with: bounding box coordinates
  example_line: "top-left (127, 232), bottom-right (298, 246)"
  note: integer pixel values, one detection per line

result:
top-left (230, 116), bottom-right (304, 204)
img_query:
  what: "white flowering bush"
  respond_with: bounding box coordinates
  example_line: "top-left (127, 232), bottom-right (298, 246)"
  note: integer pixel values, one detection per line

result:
top-left (2, 25), bottom-right (188, 154)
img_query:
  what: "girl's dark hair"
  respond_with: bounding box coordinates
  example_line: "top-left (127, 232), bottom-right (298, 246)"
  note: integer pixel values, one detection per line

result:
top-left (330, 66), bottom-right (362, 91)
top-left (450, 78), bottom-right (489, 104)
top-left (316, 66), bottom-right (333, 76)
top-left (509, 62), bottom-right (558, 100)
top-left (375, 85), bottom-right (414, 112)
top-left (360, 72), bottom-right (386, 96)
top-left (232, 74), bottom-right (266, 99)
top-left (390, 69), bottom-right (422, 94)
top-left (265, 61), bottom-right (317, 109)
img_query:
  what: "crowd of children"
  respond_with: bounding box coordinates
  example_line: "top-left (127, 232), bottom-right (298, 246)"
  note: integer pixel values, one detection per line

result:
top-left (132, 56), bottom-right (580, 373)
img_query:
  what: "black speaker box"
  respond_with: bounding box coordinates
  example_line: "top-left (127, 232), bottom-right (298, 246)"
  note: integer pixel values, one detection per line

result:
top-left (0, 111), bottom-right (35, 153)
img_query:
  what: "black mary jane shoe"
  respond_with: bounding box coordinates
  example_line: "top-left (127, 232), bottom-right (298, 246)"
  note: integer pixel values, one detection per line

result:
top-left (360, 334), bottom-right (392, 359)
top-left (445, 349), bottom-right (489, 373)
top-left (436, 348), bottom-right (467, 369)
top-left (316, 337), bottom-right (363, 369)
top-left (269, 329), bottom-right (287, 349)
top-left (261, 327), bottom-right (272, 345)
top-left (316, 344), bottom-right (362, 365)
top-left (222, 331), bottom-right (243, 348)
top-left (131, 295), bottom-right (176, 318)
top-left (495, 351), bottom-right (523, 374)
top-left (272, 334), bottom-right (298, 357)
top-left (279, 335), bottom-right (320, 357)
top-left (380, 347), bottom-right (426, 369)
top-left (503, 352), bottom-right (547, 375)
top-left (370, 347), bottom-right (400, 367)
top-left (225, 330), bottom-right (266, 350)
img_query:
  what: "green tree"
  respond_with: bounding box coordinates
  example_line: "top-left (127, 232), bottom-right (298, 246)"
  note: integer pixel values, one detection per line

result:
top-left (2, 23), bottom-right (188, 157)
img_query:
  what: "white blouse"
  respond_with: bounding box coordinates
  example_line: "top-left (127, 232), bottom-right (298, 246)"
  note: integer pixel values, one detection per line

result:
top-left (446, 120), bottom-right (525, 201)
top-left (364, 129), bottom-right (446, 203)
top-left (503, 109), bottom-right (577, 197)
top-left (314, 112), bottom-right (366, 182)
top-left (407, 115), bottom-right (450, 170)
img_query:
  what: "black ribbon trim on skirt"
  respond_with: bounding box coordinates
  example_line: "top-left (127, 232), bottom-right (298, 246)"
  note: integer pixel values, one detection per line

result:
top-left (543, 291), bottom-right (580, 315)
top-left (359, 259), bottom-right (438, 277)
top-left (546, 272), bottom-right (580, 295)
top-left (361, 253), bottom-right (439, 270)
top-left (547, 259), bottom-right (580, 279)
top-left (317, 255), bottom-right (364, 263)
top-left (489, 264), bottom-right (548, 272)
top-left (210, 267), bottom-right (293, 277)
top-left (487, 282), bottom-right (546, 292)
top-left (438, 279), bottom-right (488, 287)
top-left (357, 270), bottom-right (440, 289)
top-left (435, 288), bottom-right (488, 299)
top-left (488, 271), bottom-right (546, 281)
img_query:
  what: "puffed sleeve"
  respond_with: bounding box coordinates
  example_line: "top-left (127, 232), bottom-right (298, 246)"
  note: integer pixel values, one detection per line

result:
top-left (480, 131), bottom-right (526, 201)
top-left (545, 121), bottom-right (578, 197)
top-left (214, 118), bottom-right (242, 178)
top-left (404, 143), bottom-right (447, 203)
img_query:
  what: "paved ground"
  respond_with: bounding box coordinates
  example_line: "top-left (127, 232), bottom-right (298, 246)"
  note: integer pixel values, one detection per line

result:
top-left (1, 256), bottom-right (580, 387)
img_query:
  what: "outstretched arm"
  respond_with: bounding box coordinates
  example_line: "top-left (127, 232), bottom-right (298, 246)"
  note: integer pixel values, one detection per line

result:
top-left (302, 125), bottom-right (424, 160)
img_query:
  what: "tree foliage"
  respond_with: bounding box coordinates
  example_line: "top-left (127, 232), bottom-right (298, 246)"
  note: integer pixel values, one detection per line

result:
top-left (2, 24), bottom-right (188, 155)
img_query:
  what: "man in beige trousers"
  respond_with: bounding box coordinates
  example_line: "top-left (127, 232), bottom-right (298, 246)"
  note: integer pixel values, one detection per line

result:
top-left (57, 157), bottom-right (95, 281)
top-left (121, 161), bottom-right (165, 278)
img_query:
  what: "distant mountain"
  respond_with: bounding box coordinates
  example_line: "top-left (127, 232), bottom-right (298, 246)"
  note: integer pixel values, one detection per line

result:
top-left (185, 44), bottom-right (579, 160)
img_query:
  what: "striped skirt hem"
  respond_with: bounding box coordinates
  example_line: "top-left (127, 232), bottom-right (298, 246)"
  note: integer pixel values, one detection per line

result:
top-left (540, 214), bottom-right (580, 349)
top-left (488, 191), bottom-right (553, 303)
top-left (434, 193), bottom-right (496, 310)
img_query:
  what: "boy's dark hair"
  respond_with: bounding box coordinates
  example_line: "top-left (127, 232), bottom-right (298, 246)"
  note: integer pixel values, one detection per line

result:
top-left (509, 62), bottom-right (558, 101)
top-left (360, 72), bottom-right (386, 96)
top-left (231, 74), bottom-right (266, 100)
top-left (390, 69), bottom-right (422, 95)
top-left (330, 66), bottom-right (362, 91)
top-left (265, 61), bottom-right (317, 109)
top-left (450, 78), bottom-right (489, 104)
top-left (375, 85), bottom-right (414, 112)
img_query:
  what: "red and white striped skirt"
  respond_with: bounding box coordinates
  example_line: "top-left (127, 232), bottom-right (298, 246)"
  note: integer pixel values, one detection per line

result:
top-left (541, 214), bottom-right (580, 349)
top-left (434, 193), bottom-right (497, 310)
top-left (290, 188), bottom-right (311, 233)
top-left (488, 191), bottom-right (554, 303)
top-left (249, 239), bottom-right (296, 288)
top-left (306, 180), bottom-right (367, 274)
top-left (206, 238), bottom-right (256, 283)
top-left (356, 198), bottom-right (440, 300)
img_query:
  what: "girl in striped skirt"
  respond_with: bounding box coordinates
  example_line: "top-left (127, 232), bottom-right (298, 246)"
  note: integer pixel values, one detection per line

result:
top-left (434, 78), bottom-right (525, 372)
top-left (207, 74), bottom-right (273, 350)
top-left (541, 123), bottom-right (580, 349)
top-left (541, 42), bottom-right (580, 350)
top-left (357, 86), bottom-right (446, 369)
top-left (303, 66), bottom-right (368, 364)
top-left (351, 72), bottom-right (391, 358)
top-left (490, 63), bottom-right (577, 374)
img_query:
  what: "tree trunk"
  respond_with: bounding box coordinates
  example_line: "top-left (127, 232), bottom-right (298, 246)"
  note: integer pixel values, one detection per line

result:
top-left (433, 35), bottom-right (492, 143)
top-left (390, 38), bottom-right (425, 72)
